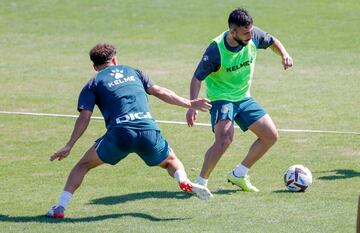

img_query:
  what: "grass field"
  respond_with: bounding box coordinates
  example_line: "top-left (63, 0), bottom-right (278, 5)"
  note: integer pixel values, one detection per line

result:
top-left (0, 0), bottom-right (359, 232)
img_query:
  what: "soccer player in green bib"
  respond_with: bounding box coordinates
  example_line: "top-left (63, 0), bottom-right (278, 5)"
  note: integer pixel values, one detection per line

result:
top-left (47, 43), bottom-right (213, 218)
top-left (186, 8), bottom-right (293, 193)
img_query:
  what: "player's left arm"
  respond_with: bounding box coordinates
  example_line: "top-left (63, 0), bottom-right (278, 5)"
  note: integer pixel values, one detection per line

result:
top-left (148, 85), bottom-right (211, 112)
top-left (136, 69), bottom-right (211, 111)
top-left (270, 38), bottom-right (293, 70)
top-left (253, 26), bottom-right (293, 70)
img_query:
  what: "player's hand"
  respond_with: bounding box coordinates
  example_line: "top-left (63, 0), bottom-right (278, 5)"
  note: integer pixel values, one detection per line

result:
top-left (190, 98), bottom-right (212, 112)
top-left (186, 108), bottom-right (198, 127)
top-left (50, 144), bottom-right (72, 161)
top-left (282, 54), bottom-right (293, 70)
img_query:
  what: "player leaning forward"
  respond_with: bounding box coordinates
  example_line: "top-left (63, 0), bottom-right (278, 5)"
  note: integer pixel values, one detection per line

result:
top-left (186, 8), bottom-right (293, 192)
top-left (47, 43), bottom-right (213, 218)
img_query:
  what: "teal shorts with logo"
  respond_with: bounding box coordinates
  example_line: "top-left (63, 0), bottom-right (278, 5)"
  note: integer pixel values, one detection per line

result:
top-left (95, 127), bottom-right (169, 166)
top-left (210, 97), bottom-right (267, 132)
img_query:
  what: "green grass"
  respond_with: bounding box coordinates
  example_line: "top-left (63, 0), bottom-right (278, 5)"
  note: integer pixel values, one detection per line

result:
top-left (0, 0), bottom-right (359, 232)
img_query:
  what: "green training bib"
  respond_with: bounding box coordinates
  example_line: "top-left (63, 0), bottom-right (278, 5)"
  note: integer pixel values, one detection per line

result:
top-left (205, 31), bottom-right (257, 102)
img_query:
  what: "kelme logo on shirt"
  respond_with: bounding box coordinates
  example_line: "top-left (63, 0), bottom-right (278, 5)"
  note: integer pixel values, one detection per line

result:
top-left (225, 57), bottom-right (254, 72)
top-left (110, 69), bottom-right (124, 79)
top-left (108, 69), bottom-right (136, 88)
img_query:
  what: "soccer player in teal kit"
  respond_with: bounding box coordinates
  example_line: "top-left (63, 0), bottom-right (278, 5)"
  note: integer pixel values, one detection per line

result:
top-left (47, 43), bottom-right (212, 218)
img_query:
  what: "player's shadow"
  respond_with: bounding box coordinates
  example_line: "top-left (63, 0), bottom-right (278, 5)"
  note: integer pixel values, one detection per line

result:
top-left (317, 169), bottom-right (360, 180)
top-left (90, 189), bottom-right (239, 205)
top-left (90, 191), bottom-right (191, 205)
top-left (0, 212), bottom-right (188, 224)
top-left (213, 189), bottom-right (240, 195)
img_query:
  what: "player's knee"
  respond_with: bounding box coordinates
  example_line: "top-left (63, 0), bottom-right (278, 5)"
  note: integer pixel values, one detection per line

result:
top-left (159, 162), bottom-right (168, 169)
top-left (159, 154), bottom-right (176, 169)
top-left (76, 160), bottom-right (95, 172)
top-left (216, 136), bottom-right (233, 150)
top-left (266, 130), bottom-right (278, 146)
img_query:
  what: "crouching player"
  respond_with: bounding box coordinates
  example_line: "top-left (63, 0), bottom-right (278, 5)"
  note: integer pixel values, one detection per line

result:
top-left (47, 43), bottom-right (213, 218)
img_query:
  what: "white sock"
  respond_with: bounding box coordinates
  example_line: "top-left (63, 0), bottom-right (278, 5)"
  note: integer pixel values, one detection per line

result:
top-left (197, 176), bottom-right (208, 187)
top-left (174, 169), bottom-right (188, 183)
top-left (57, 191), bottom-right (73, 209)
top-left (233, 164), bottom-right (249, 177)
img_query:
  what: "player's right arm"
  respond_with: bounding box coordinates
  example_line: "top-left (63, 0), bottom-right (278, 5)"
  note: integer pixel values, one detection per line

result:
top-left (186, 42), bottom-right (220, 127)
top-left (50, 79), bottom-right (96, 161)
top-left (50, 110), bottom-right (92, 161)
top-left (186, 77), bottom-right (202, 127)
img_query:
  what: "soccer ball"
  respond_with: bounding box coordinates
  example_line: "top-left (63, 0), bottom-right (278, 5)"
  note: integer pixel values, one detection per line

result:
top-left (284, 164), bottom-right (312, 192)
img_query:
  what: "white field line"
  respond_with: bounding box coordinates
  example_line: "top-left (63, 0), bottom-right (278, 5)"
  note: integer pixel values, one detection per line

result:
top-left (1, 110), bottom-right (359, 135)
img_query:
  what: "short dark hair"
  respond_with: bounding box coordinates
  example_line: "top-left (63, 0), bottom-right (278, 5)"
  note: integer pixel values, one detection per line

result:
top-left (89, 43), bottom-right (116, 67)
top-left (228, 8), bottom-right (253, 28)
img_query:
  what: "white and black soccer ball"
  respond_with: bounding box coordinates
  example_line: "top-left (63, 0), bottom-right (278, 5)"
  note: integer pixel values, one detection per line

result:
top-left (284, 164), bottom-right (312, 192)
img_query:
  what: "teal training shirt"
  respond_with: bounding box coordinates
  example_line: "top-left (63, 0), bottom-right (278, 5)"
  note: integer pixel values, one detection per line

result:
top-left (78, 65), bottom-right (160, 131)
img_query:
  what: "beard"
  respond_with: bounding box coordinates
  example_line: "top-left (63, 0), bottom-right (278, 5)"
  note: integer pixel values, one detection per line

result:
top-left (234, 37), bottom-right (249, 46)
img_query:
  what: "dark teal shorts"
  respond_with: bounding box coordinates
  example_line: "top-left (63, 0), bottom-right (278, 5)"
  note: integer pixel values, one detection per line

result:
top-left (210, 97), bottom-right (267, 132)
top-left (95, 128), bottom-right (169, 166)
